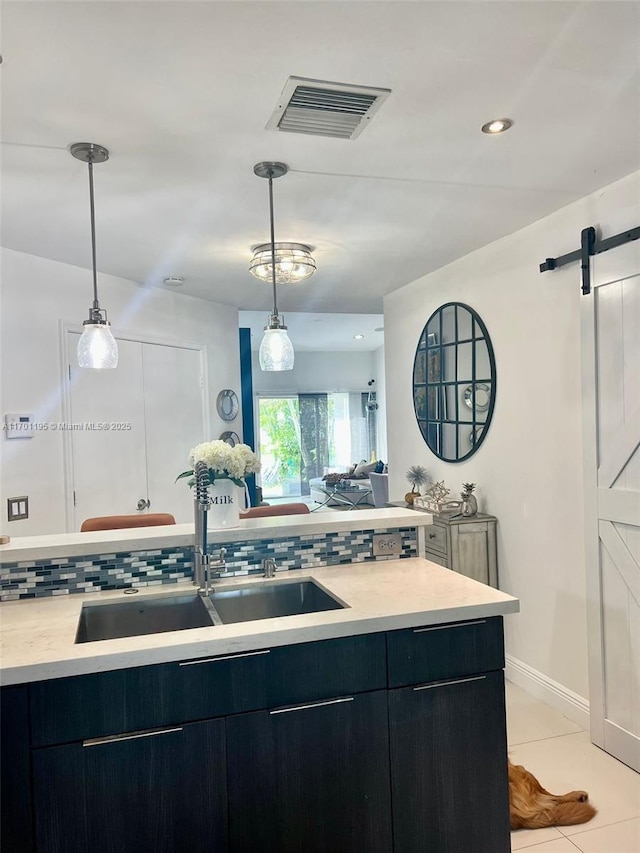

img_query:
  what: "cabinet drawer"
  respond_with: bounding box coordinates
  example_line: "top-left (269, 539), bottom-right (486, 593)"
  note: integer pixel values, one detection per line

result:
top-left (424, 523), bottom-right (448, 555)
top-left (387, 616), bottom-right (504, 688)
top-left (30, 632), bottom-right (387, 747)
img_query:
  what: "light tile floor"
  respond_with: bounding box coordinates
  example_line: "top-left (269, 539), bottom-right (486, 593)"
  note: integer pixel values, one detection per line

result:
top-left (506, 681), bottom-right (640, 852)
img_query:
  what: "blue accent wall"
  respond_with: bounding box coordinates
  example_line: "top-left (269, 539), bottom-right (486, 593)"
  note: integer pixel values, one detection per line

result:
top-left (239, 327), bottom-right (257, 507)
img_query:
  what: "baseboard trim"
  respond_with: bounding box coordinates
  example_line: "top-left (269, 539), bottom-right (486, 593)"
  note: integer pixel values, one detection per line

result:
top-left (505, 654), bottom-right (590, 732)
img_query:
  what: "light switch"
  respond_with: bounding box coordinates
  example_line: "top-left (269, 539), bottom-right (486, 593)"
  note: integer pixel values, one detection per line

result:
top-left (7, 496), bottom-right (28, 521)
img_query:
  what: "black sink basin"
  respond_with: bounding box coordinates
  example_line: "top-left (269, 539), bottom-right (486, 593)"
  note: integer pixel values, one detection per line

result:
top-left (75, 593), bottom-right (216, 643)
top-left (210, 580), bottom-right (345, 625)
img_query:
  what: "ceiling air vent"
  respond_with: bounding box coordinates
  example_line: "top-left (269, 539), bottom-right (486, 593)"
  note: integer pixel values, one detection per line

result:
top-left (266, 76), bottom-right (391, 140)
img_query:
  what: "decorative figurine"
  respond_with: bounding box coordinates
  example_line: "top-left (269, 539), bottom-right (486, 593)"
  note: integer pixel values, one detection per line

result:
top-left (421, 481), bottom-right (451, 512)
top-left (405, 465), bottom-right (429, 505)
top-left (460, 482), bottom-right (478, 517)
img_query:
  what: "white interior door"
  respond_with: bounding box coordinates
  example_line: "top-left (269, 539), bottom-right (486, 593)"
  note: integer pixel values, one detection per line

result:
top-left (142, 342), bottom-right (205, 523)
top-left (67, 333), bottom-right (206, 530)
top-left (583, 244), bottom-right (640, 772)
top-left (68, 335), bottom-right (148, 526)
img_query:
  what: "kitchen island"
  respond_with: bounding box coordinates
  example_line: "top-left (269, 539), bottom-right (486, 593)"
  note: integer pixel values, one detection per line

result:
top-left (1, 516), bottom-right (518, 853)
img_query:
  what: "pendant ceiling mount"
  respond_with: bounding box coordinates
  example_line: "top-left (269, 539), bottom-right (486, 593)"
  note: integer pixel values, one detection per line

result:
top-left (253, 161), bottom-right (295, 372)
top-left (70, 142), bottom-right (110, 164)
top-left (253, 161), bottom-right (288, 180)
top-left (71, 141), bottom-right (118, 369)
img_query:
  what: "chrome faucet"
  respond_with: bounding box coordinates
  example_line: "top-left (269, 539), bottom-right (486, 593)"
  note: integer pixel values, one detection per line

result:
top-left (193, 461), bottom-right (211, 594)
top-left (211, 548), bottom-right (227, 578)
top-left (193, 463), bottom-right (229, 595)
top-left (262, 558), bottom-right (277, 578)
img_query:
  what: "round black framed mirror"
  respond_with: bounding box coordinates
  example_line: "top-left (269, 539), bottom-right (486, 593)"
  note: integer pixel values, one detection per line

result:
top-left (412, 302), bottom-right (496, 462)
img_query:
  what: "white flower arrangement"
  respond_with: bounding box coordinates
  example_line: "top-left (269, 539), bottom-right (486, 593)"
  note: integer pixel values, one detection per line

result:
top-left (176, 440), bottom-right (261, 488)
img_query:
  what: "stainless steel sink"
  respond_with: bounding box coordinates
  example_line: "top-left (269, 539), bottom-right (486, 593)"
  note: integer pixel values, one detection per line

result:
top-left (75, 593), bottom-right (217, 643)
top-left (75, 579), bottom-right (346, 642)
top-left (210, 579), bottom-right (346, 625)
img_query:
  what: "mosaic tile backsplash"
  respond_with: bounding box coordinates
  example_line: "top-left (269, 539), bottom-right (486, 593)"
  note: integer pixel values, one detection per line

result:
top-left (0, 527), bottom-right (417, 601)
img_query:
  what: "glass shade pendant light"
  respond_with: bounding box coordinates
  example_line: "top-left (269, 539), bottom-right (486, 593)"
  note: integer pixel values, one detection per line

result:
top-left (254, 162), bottom-right (295, 371)
top-left (71, 142), bottom-right (118, 369)
top-left (249, 242), bottom-right (316, 284)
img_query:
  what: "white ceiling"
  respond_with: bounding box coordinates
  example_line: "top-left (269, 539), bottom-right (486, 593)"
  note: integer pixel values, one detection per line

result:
top-left (238, 311), bottom-right (384, 351)
top-left (1, 1), bottom-right (639, 320)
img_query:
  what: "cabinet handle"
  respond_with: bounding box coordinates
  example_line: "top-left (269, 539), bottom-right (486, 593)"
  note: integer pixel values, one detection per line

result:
top-left (270, 697), bottom-right (354, 715)
top-left (179, 649), bottom-right (271, 666)
top-left (83, 726), bottom-right (182, 747)
top-left (412, 619), bottom-right (486, 633)
top-left (428, 533), bottom-right (436, 539)
top-left (413, 675), bottom-right (486, 692)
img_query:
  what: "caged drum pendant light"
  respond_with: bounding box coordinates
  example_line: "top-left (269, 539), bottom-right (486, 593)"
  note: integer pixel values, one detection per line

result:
top-left (253, 162), bottom-right (295, 371)
top-left (71, 142), bottom-right (118, 369)
top-left (249, 243), bottom-right (316, 284)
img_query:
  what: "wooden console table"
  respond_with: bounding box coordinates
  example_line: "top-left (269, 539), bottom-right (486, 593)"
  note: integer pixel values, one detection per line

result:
top-left (389, 504), bottom-right (498, 588)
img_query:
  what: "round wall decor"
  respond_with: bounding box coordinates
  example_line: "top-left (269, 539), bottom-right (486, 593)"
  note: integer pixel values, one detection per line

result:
top-left (220, 430), bottom-right (241, 447)
top-left (412, 302), bottom-right (496, 462)
top-left (216, 389), bottom-right (239, 421)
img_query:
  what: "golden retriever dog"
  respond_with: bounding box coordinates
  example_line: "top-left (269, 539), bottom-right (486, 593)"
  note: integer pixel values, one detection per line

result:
top-left (508, 759), bottom-right (597, 830)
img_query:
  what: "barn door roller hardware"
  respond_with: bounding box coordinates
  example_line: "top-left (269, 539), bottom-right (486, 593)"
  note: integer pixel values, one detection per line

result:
top-left (540, 224), bottom-right (640, 296)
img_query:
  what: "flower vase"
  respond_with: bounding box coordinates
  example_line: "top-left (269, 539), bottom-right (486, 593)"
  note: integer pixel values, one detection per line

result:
top-left (207, 480), bottom-right (241, 529)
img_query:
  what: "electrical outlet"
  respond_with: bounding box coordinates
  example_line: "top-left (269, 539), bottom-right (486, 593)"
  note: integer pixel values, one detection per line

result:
top-left (372, 532), bottom-right (402, 557)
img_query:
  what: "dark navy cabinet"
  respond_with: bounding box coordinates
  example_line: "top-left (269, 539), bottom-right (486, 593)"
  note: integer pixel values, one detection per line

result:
top-left (33, 718), bottom-right (227, 853)
top-left (1, 617), bottom-right (510, 853)
top-left (227, 690), bottom-right (392, 853)
top-left (389, 669), bottom-right (510, 853)
top-left (1, 686), bottom-right (34, 853)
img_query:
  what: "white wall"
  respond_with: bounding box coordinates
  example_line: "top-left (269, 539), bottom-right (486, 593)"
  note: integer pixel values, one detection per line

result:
top-left (250, 350), bottom-right (378, 395)
top-left (0, 249), bottom-right (240, 535)
top-left (384, 170), bottom-right (640, 709)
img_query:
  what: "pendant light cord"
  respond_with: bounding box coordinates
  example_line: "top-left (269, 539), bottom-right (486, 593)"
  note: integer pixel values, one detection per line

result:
top-left (87, 155), bottom-right (100, 312)
top-left (267, 169), bottom-right (279, 318)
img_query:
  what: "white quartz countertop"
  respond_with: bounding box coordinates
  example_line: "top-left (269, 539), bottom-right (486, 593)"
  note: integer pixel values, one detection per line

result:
top-left (0, 507), bottom-right (430, 563)
top-left (0, 558), bottom-right (518, 686)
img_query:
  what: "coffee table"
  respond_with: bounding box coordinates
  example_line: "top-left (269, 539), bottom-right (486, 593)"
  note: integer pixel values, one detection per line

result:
top-left (311, 482), bottom-right (373, 511)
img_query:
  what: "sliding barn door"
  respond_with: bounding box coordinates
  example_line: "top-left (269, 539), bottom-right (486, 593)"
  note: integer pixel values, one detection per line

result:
top-left (583, 243), bottom-right (640, 772)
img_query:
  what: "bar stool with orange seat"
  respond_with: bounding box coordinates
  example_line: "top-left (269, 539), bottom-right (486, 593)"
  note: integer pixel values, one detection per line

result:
top-left (80, 513), bottom-right (177, 532)
top-left (239, 503), bottom-right (310, 519)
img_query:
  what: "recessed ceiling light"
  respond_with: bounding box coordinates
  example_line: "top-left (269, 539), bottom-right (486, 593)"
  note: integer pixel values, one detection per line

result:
top-left (354, 334), bottom-right (364, 340)
top-left (481, 118), bottom-right (513, 134)
top-left (374, 326), bottom-right (384, 332)
top-left (163, 277), bottom-right (184, 286)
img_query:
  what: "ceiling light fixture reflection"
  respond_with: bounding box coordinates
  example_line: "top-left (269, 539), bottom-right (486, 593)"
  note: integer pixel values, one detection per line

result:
top-left (250, 242), bottom-right (316, 284)
top-left (253, 162), bottom-right (295, 372)
top-left (481, 118), bottom-right (513, 134)
top-left (71, 142), bottom-right (118, 369)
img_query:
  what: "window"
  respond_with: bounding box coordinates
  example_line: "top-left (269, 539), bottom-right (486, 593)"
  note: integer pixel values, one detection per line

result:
top-left (258, 393), bottom-right (377, 498)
